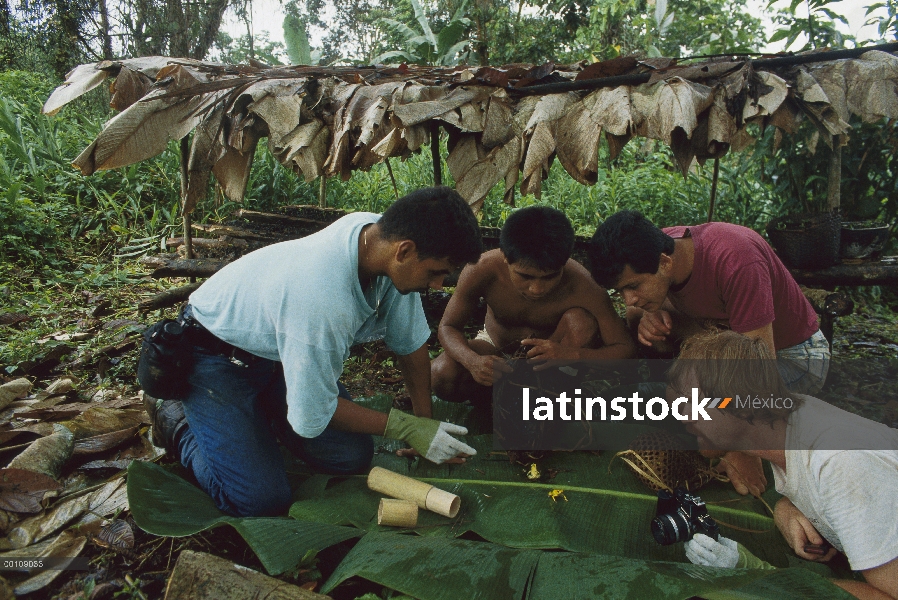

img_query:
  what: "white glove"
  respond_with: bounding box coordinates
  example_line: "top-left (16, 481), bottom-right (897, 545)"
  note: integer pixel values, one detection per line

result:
top-left (384, 409), bottom-right (477, 463)
top-left (685, 534), bottom-right (776, 570)
top-left (685, 534), bottom-right (740, 568)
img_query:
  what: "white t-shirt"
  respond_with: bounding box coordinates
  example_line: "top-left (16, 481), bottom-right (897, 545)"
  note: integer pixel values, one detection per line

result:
top-left (188, 212), bottom-right (431, 438)
top-left (772, 396), bottom-right (898, 571)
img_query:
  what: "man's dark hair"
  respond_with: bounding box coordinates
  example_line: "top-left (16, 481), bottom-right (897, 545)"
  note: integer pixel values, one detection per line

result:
top-left (500, 206), bottom-right (574, 270)
top-left (588, 210), bottom-right (675, 288)
top-left (380, 186), bottom-right (483, 265)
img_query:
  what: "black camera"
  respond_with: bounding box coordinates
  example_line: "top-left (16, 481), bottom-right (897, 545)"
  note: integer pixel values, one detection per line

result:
top-left (651, 487), bottom-right (720, 545)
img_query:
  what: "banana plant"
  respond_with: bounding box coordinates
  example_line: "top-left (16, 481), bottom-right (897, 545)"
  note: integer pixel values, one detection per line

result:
top-left (373, 0), bottom-right (473, 66)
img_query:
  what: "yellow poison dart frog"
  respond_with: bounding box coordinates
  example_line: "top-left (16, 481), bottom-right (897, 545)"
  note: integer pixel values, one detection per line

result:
top-left (526, 463), bottom-right (541, 480)
top-left (548, 489), bottom-right (567, 502)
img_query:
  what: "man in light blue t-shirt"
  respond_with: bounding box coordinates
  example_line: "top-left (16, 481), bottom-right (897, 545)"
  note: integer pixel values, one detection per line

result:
top-left (143, 187), bottom-right (483, 517)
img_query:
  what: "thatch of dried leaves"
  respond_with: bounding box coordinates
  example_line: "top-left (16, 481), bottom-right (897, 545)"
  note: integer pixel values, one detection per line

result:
top-left (44, 51), bottom-right (898, 213)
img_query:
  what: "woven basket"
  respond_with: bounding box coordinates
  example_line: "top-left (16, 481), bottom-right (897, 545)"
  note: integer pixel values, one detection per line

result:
top-left (766, 211), bottom-right (841, 269)
top-left (613, 431), bottom-right (721, 493)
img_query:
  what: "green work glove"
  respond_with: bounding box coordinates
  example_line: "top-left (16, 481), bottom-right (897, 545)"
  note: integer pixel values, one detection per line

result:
top-left (384, 409), bottom-right (476, 464)
top-left (686, 534), bottom-right (776, 570)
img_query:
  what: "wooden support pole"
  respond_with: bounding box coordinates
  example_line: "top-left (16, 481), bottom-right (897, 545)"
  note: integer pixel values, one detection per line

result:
top-left (318, 176), bottom-right (327, 208)
top-left (827, 135), bottom-right (841, 213)
top-left (179, 137), bottom-right (193, 263)
top-left (385, 158), bottom-right (400, 200)
top-left (431, 122), bottom-right (442, 186)
top-left (707, 157), bottom-right (720, 223)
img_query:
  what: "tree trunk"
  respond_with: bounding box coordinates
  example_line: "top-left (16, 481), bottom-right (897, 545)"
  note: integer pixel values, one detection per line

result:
top-left (98, 0), bottom-right (113, 59)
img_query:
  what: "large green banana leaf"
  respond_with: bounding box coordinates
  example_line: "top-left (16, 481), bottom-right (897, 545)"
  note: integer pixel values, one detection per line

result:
top-left (321, 532), bottom-right (855, 600)
top-left (126, 461), bottom-right (362, 575)
top-left (128, 396), bottom-right (858, 598)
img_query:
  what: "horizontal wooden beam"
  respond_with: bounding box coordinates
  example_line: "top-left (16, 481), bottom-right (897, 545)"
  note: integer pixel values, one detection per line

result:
top-left (790, 259), bottom-right (898, 287)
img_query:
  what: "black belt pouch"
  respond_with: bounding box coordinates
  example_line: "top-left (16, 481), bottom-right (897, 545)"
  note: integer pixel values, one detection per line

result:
top-left (137, 319), bottom-right (193, 399)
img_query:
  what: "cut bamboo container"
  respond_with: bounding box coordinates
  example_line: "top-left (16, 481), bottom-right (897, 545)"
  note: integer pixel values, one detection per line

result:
top-left (367, 466), bottom-right (461, 518)
top-left (377, 498), bottom-right (418, 527)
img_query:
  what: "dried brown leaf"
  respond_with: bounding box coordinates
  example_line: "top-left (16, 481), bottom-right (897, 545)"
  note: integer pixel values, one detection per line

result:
top-left (455, 137), bottom-right (522, 211)
top-left (0, 379), bottom-right (32, 412)
top-left (4, 530), bottom-right (86, 596)
top-left (520, 121), bottom-right (555, 198)
top-left (108, 66), bottom-right (154, 112)
top-left (393, 86), bottom-right (485, 126)
top-left (482, 95), bottom-right (514, 148)
top-left (213, 143), bottom-right (258, 203)
top-left (72, 71), bottom-right (222, 175)
top-left (523, 92), bottom-right (577, 132)
top-left (43, 63), bottom-right (110, 116)
top-left (575, 56), bottom-right (638, 81)
top-left (72, 427), bottom-right (139, 456)
top-left (555, 101), bottom-right (601, 185)
top-left (6, 424), bottom-right (73, 480)
top-left (844, 50), bottom-right (898, 122)
top-left (0, 469), bottom-right (61, 514)
top-left (6, 479), bottom-right (123, 549)
top-left (60, 407), bottom-right (145, 441)
top-left (742, 71), bottom-right (788, 122)
top-left (632, 77), bottom-right (712, 145)
top-left (446, 135), bottom-right (485, 184)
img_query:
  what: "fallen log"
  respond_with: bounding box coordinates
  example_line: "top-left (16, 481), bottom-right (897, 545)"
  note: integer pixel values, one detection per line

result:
top-left (235, 209), bottom-right (330, 226)
top-left (148, 258), bottom-right (230, 279)
top-left (191, 222), bottom-right (279, 241)
top-left (138, 282), bottom-right (203, 312)
top-left (165, 237), bottom-right (244, 249)
top-left (164, 550), bottom-right (328, 600)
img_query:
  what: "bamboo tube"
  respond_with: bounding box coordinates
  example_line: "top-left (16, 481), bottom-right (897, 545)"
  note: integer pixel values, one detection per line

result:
top-left (367, 466), bottom-right (460, 518)
top-left (377, 499), bottom-right (418, 527)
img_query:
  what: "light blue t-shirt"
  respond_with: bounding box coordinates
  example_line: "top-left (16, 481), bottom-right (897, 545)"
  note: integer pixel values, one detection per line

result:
top-left (188, 212), bottom-right (431, 437)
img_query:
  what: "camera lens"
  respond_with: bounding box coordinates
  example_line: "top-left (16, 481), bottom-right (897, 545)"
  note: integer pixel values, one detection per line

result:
top-left (651, 511), bottom-right (693, 545)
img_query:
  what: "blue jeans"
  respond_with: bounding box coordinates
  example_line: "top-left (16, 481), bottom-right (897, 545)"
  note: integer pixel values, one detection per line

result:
top-left (177, 347), bottom-right (373, 517)
top-left (776, 329), bottom-right (831, 395)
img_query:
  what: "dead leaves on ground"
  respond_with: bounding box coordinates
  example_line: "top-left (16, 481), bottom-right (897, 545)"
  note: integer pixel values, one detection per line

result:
top-left (0, 374), bottom-right (162, 595)
top-left (45, 50), bottom-right (898, 210)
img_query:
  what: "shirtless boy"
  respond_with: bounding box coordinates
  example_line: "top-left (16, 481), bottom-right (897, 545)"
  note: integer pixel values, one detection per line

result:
top-left (432, 206), bottom-right (635, 405)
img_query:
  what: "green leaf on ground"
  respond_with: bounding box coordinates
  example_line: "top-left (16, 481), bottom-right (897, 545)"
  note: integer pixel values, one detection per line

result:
top-left (126, 461), bottom-right (362, 575)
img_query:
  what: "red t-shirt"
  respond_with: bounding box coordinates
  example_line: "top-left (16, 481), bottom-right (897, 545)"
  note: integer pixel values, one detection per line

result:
top-left (662, 223), bottom-right (818, 350)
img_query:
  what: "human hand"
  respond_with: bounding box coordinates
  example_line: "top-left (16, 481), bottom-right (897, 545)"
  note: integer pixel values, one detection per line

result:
top-left (715, 451), bottom-right (767, 496)
top-left (774, 497), bottom-right (839, 562)
top-left (465, 354), bottom-right (511, 387)
top-left (384, 409), bottom-right (476, 464)
top-left (637, 310), bottom-right (672, 346)
top-left (686, 534), bottom-right (776, 570)
top-left (685, 534), bottom-right (740, 568)
top-left (520, 338), bottom-right (578, 369)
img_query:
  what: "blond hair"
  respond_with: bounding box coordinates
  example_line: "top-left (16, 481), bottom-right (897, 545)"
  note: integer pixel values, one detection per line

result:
top-left (668, 330), bottom-right (800, 424)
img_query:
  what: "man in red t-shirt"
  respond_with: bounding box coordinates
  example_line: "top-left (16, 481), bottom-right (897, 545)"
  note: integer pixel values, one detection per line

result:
top-left (588, 211), bottom-right (831, 495)
top-left (589, 211), bottom-right (828, 391)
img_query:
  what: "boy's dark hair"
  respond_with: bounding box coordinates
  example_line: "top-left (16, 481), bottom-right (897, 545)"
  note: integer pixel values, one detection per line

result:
top-left (380, 186), bottom-right (483, 265)
top-left (588, 210), bottom-right (675, 288)
top-left (500, 206), bottom-right (574, 270)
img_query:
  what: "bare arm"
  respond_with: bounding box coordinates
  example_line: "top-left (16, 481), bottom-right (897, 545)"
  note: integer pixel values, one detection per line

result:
top-left (438, 262), bottom-right (485, 365)
top-left (395, 344), bottom-right (432, 419)
top-left (328, 396), bottom-right (389, 434)
top-left (571, 286), bottom-right (636, 360)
